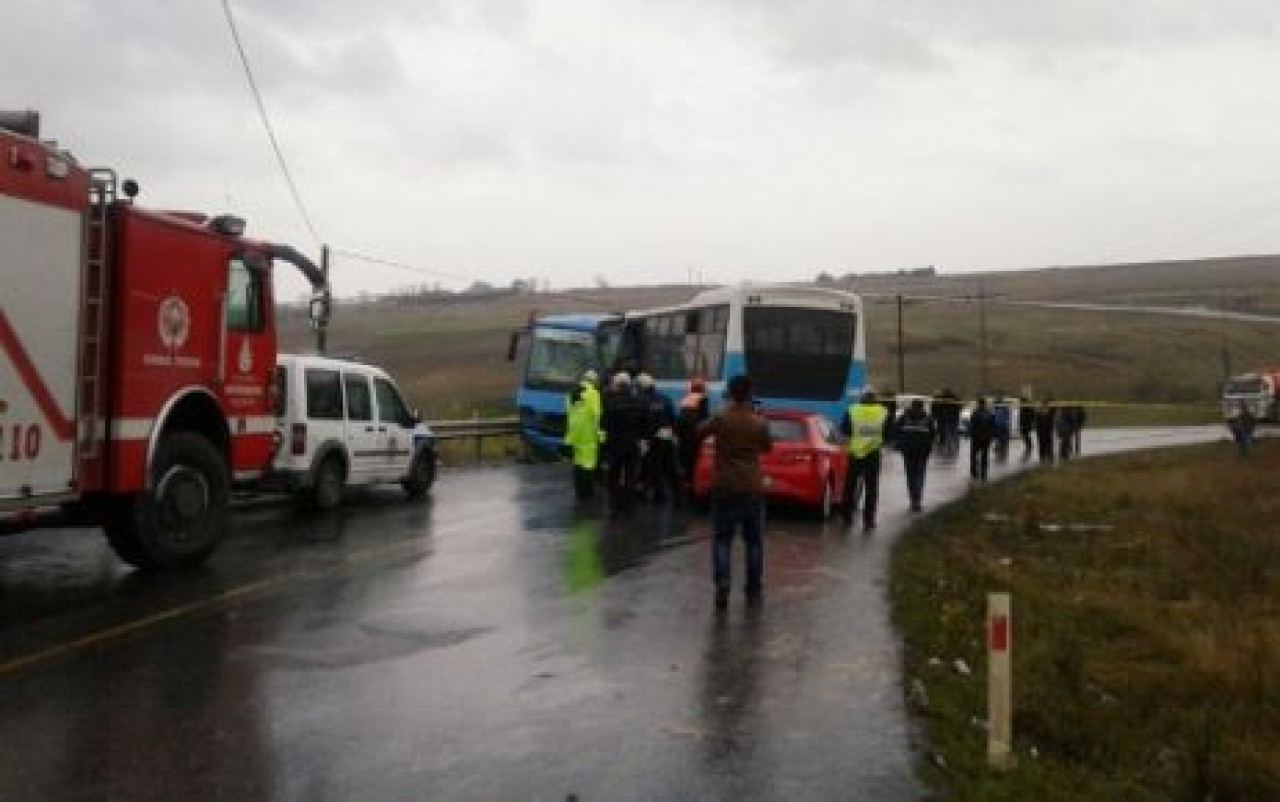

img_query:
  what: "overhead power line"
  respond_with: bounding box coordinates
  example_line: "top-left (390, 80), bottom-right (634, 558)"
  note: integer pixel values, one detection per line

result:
top-left (220, 0), bottom-right (322, 246)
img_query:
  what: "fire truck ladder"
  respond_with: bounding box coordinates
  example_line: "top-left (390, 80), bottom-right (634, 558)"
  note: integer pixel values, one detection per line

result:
top-left (79, 169), bottom-right (117, 458)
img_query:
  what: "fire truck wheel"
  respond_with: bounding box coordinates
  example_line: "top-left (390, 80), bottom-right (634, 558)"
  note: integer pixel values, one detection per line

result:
top-left (402, 450), bottom-right (437, 499)
top-left (310, 455), bottom-right (346, 510)
top-left (105, 433), bottom-right (230, 569)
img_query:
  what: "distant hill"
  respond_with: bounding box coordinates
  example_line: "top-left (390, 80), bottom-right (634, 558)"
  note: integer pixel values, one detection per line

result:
top-left (280, 255), bottom-right (1280, 421)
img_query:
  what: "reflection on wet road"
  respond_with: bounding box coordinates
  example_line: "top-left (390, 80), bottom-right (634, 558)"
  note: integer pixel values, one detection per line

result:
top-left (0, 427), bottom-right (1224, 800)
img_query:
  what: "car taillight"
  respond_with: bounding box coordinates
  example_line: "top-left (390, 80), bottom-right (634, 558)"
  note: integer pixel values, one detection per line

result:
top-left (291, 423), bottom-right (307, 456)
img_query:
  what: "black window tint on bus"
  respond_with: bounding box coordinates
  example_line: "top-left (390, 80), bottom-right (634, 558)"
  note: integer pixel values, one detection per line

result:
top-left (344, 373), bottom-right (373, 422)
top-left (305, 368), bottom-right (344, 420)
top-left (743, 307), bottom-right (856, 401)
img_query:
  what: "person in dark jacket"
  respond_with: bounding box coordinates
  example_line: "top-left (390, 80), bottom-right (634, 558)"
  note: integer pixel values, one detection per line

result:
top-left (968, 397), bottom-right (996, 481)
top-left (934, 387), bottom-right (961, 456)
top-left (1035, 399), bottom-right (1056, 464)
top-left (601, 372), bottom-right (648, 519)
top-left (698, 374), bottom-right (772, 610)
top-left (1056, 403), bottom-right (1076, 461)
top-left (1018, 396), bottom-right (1036, 460)
top-left (896, 398), bottom-right (936, 512)
top-left (637, 373), bottom-right (681, 505)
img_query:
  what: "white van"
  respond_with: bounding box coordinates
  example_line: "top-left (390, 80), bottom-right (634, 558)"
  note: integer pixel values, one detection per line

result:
top-left (266, 354), bottom-right (437, 509)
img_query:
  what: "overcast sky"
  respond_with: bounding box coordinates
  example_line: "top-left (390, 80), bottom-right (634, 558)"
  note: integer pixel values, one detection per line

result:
top-left (7, 1), bottom-right (1280, 298)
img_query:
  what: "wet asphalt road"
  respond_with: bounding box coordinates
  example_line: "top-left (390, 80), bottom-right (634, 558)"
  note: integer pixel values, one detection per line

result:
top-left (0, 427), bottom-right (1225, 802)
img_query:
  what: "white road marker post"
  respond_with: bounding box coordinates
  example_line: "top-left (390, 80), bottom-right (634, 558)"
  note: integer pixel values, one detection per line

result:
top-left (987, 592), bottom-right (1016, 771)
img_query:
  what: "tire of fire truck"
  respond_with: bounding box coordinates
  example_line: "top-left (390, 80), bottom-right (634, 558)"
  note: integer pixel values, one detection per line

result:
top-left (402, 449), bottom-right (437, 500)
top-left (308, 455), bottom-right (346, 511)
top-left (104, 433), bottom-right (230, 570)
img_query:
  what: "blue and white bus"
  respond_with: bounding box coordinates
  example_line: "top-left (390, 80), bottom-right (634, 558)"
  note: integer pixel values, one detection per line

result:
top-left (617, 285), bottom-right (866, 424)
top-left (513, 312), bottom-right (621, 452)
top-left (512, 285), bottom-right (866, 451)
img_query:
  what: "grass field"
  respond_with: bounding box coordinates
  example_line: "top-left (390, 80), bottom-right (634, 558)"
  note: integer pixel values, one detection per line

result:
top-left (890, 439), bottom-right (1280, 801)
top-left (277, 255), bottom-right (1280, 424)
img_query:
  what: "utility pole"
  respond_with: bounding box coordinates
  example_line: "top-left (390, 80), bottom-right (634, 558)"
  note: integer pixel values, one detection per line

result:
top-left (978, 280), bottom-right (989, 394)
top-left (317, 244), bottom-right (329, 355)
top-left (896, 293), bottom-right (905, 392)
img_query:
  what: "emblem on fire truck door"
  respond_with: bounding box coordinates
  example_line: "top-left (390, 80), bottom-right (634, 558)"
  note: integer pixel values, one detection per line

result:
top-left (237, 339), bottom-right (253, 373)
top-left (157, 295), bottom-right (191, 350)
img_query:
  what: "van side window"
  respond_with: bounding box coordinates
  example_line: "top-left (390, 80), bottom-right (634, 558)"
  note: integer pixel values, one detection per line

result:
top-left (305, 368), bottom-right (343, 420)
top-left (374, 377), bottom-right (410, 426)
top-left (227, 258), bottom-right (264, 331)
top-left (344, 373), bottom-right (373, 422)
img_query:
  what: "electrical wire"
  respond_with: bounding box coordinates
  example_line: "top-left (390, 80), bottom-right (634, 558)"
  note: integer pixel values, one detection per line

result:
top-left (220, 0), bottom-right (323, 246)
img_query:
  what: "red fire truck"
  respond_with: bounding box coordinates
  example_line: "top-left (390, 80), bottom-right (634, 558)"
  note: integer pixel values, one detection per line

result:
top-left (0, 110), bottom-right (329, 568)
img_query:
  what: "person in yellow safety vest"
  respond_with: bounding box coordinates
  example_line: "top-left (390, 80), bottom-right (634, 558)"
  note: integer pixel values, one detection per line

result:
top-left (566, 371), bottom-right (602, 501)
top-left (840, 389), bottom-right (888, 531)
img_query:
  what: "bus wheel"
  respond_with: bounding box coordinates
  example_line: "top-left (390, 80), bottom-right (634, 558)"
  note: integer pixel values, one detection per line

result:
top-left (105, 433), bottom-right (229, 569)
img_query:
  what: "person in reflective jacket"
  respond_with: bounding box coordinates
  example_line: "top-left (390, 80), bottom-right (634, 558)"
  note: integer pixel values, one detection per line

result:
top-left (565, 377), bottom-right (600, 502)
top-left (840, 390), bottom-right (888, 531)
top-left (895, 398), bottom-right (936, 512)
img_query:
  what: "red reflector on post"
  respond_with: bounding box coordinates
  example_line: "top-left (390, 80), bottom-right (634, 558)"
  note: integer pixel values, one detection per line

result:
top-left (989, 615), bottom-right (1009, 652)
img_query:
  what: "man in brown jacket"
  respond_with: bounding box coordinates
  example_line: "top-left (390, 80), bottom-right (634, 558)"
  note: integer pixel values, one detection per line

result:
top-left (698, 374), bottom-right (772, 611)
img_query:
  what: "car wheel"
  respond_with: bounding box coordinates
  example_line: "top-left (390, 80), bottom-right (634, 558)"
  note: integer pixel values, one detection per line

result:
top-left (810, 477), bottom-right (833, 521)
top-left (402, 450), bottom-right (437, 500)
top-left (310, 455), bottom-right (345, 510)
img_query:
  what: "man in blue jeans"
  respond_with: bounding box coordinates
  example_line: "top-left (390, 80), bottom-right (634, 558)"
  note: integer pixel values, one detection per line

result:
top-left (699, 374), bottom-right (772, 611)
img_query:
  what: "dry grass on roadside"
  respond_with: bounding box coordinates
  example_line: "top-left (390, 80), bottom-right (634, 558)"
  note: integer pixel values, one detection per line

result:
top-left (891, 440), bottom-right (1280, 801)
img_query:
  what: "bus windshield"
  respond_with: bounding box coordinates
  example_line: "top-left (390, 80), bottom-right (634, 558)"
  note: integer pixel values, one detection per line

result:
top-left (526, 327), bottom-right (598, 392)
top-left (743, 306), bottom-right (856, 401)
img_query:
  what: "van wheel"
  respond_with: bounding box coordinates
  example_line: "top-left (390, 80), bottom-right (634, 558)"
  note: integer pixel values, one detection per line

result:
top-left (402, 450), bottom-right (437, 500)
top-left (105, 433), bottom-right (229, 569)
top-left (310, 455), bottom-right (345, 510)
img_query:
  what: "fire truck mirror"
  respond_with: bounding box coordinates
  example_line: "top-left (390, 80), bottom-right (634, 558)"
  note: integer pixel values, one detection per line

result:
top-left (122, 179), bottom-right (139, 199)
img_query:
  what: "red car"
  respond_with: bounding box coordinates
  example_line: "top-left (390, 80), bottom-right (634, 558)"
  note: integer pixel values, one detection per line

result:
top-left (691, 408), bottom-right (848, 518)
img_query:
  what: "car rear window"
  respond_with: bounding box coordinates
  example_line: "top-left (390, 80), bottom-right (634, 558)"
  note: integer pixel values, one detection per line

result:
top-left (767, 418), bottom-right (807, 442)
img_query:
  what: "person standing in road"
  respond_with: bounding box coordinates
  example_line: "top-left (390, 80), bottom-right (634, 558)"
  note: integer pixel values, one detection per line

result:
top-left (896, 397), bottom-right (936, 512)
top-left (565, 373), bottom-right (601, 502)
top-left (840, 390), bottom-right (889, 531)
top-left (968, 396), bottom-right (996, 481)
top-left (601, 372), bottom-right (647, 519)
top-left (637, 373), bottom-right (681, 505)
top-left (698, 374), bottom-right (772, 611)
top-left (1228, 402), bottom-right (1257, 457)
top-left (935, 386), bottom-right (961, 456)
top-left (992, 396), bottom-right (1012, 460)
top-left (676, 376), bottom-right (710, 491)
top-left (1018, 396), bottom-right (1036, 460)
top-left (1035, 399), bottom-right (1056, 464)
top-left (1056, 402), bottom-right (1076, 461)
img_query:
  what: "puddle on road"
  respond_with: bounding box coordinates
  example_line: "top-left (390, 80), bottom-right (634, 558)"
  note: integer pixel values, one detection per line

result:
top-left (244, 623), bottom-right (493, 671)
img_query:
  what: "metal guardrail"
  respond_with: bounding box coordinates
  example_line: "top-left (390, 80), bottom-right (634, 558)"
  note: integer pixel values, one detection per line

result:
top-left (429, 416), bottom-right (521, 439)
top-left (429, 415), bottom-right (522, 463)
